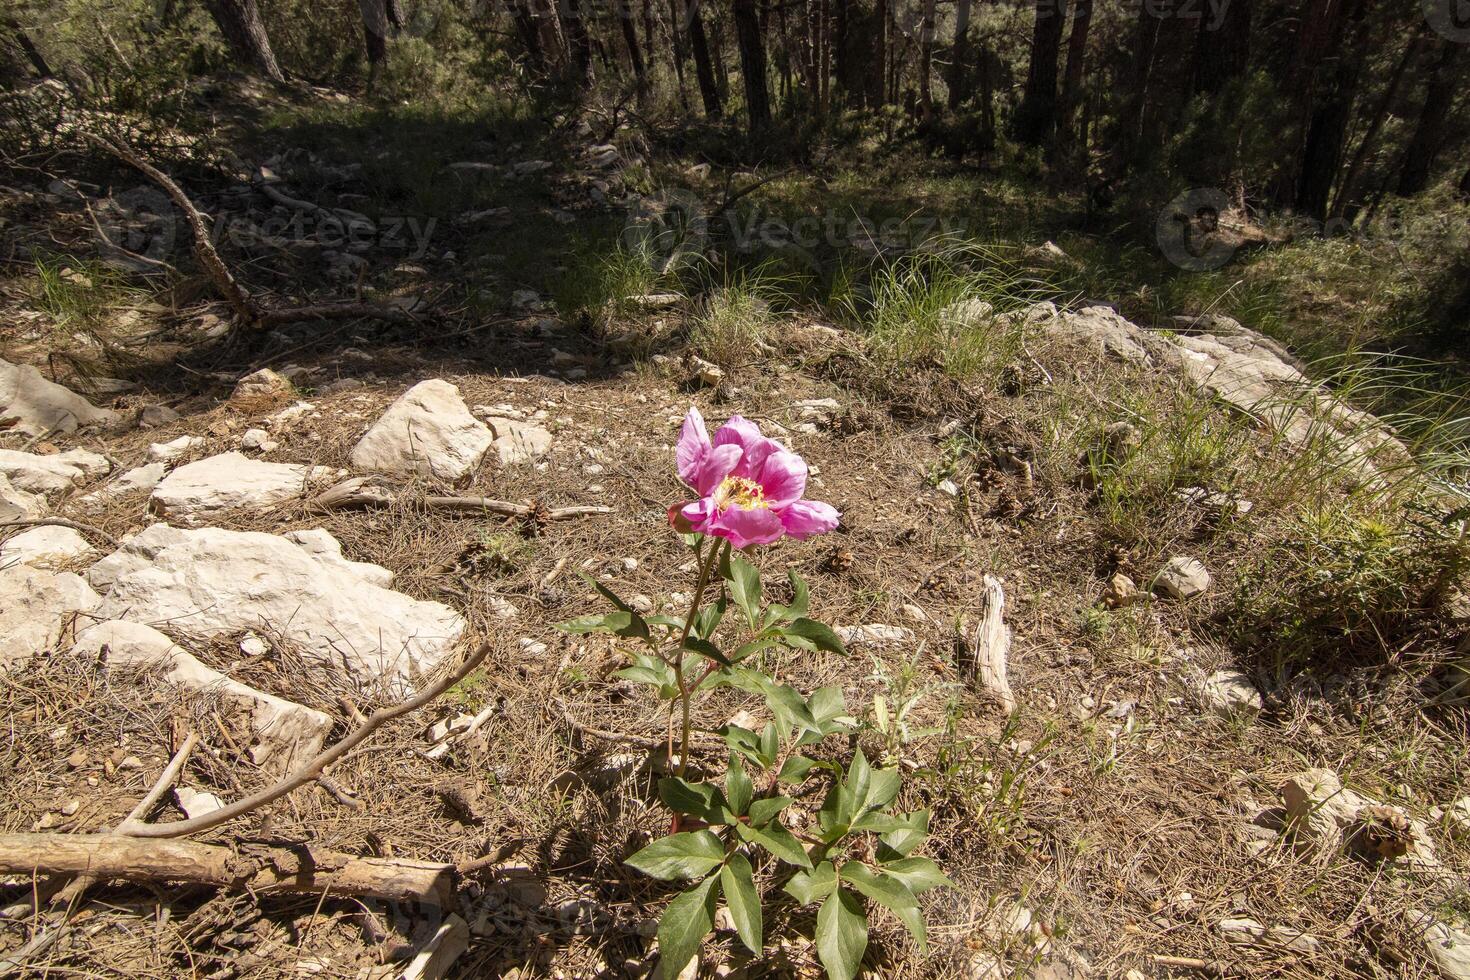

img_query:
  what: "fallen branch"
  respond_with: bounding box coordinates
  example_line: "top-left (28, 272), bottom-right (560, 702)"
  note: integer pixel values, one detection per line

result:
top-left (969, 574), bottom-right (1015, 713)
top-left (0, 834), bottom-right (456, 905)
top-left (85, 134), bottom-right (415, 331)
top-left (0, 517), bottom-right (119, 548)
top-left (308, 479), bottom-right (612, 521)
top-left (118, 641), bottom-right (492, 839)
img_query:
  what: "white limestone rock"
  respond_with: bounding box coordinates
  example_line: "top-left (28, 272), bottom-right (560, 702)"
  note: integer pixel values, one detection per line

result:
top-left (71, 620), bottom-right (332, 769)
top-left (0, 526), bottom-right (95, 568)
top-left (149, 451), bottom-right (334, 524)
top-left (0, 564), bottom-right (100, 669)
top-left (0, 357), bottom-right (119, 435)
top-left (1154, 556), bottom-right (1211, 599)
top-left (78, 462), bottom-right (167, 509)
top-left (173, 787), bottom-right (226, 819)
top-left (0, 472), bottom-right (47, 522)
top-left (350, 380), bottom-right (493, 481)
top-left (149, 435), bottom-right (206, 462)
top-left (1199, 669), bottom-right (1263, 719)
top-left (88, 524), bottom-right (464, 687)
top-left (835, 624), bottom-right (915, 647)
top-left (0, 448), bottom-right (110, 495)
top-left (231, 368), bottom-right (293, 401)
top-left (487, 417), bottom-right (553, 466)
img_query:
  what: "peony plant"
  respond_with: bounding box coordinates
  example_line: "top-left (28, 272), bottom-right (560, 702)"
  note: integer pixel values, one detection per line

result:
top-left (560, 409), bottom-right (949, 980)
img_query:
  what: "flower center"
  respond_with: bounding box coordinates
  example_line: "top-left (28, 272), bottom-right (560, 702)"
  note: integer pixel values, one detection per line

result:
top-left (713, 476), bottom-right (768, 512)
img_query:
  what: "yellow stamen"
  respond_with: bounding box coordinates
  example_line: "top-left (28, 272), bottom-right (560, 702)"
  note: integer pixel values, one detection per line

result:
top-left (713, 476), bottom-right (768, 512)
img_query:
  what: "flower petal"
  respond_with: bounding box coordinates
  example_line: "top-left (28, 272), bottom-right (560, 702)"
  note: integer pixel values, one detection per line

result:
top-left (757, 451), bottom-right (808, 507)
top-left (668, 500), bottom-right (708, 534)
top-left (713, 415), bottom-right (783, 477)
top-left (694, 444), bottom-right (742, 496)
top-left (676, 407), bottom-right (712, 488)
top-left (709, 505), bottom-right (785, 549)
top-left (778, 500), bottom-right (841, 540)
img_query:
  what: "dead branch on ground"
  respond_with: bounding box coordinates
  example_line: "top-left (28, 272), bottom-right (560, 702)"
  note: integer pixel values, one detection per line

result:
top-left (309, 477), bottom-right (613, 520)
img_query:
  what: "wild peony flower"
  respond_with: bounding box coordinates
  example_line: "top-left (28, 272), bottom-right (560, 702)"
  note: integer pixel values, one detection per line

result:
top-left (669, 407), bottom-right (841, 549)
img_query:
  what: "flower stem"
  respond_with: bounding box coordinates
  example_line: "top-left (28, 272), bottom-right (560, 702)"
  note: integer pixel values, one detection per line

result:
top-left (672, 538), bottom-right (725, 779)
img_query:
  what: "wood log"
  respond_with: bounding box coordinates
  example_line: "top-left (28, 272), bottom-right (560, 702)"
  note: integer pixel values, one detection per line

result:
top-left (972, 574), bottom-right (1016, 712)
top-left (0, 833), bottom-right (456, 905)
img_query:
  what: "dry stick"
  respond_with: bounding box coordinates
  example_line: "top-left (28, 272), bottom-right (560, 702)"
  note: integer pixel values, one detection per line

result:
top-left (115, 642), bottom-right (492, 839)
top-left (0, 518), bottom-right (119, 547)
top-left (309, 480), bottom-right (612, 520)
top-left (86, 134), bottom-right (413, 330)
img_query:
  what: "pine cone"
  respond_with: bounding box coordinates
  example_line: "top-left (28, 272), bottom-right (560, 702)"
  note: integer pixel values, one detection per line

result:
top-left (822, 547), bottom-right (855, 573)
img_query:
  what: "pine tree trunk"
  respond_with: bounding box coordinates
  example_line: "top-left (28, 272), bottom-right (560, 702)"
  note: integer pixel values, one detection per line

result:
top-left (1058, 0), bottom-right (1092, 140)
top-left (2, 16), bottom-right (52, 78)
top-left (510, 0), bottom-right (546, 75)
top-left (870, 0), bottom-right (888, 107)
top-left (618, 0), bottom-right (649, 96)
top-left (561, 0), bottom-right (595, 88)
top-left (947, 0), bottom-right (972, 111)
top-left (818, 0), bottom-right (831, 113)
top-left (665, 0), bottom-right (693, 110)
top-left (733, 0), bottom-right (771, 130)
top-left (1013, 0), bottom-right (1066, 146)
top-left (1398, 41), bottom-right (1463, 196)
top-left (1335, 32), bottom-right (1421, 220)
top-left (687, 1), bottom-right (723, 117)
top-left (203, 0), bottom-right (284, 82)
top-left (1192, 0), bottom-right (1250, 95)
top-left (1295, 0), bottom-right (1370, 219)
top-left (1120, 0), bottom-right (1161, 165)
top-left (917, 0), bottom-right (936, 118)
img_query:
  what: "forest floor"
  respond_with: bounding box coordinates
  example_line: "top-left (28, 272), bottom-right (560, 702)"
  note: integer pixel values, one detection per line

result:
top-left (1, 78), bottom-right (1468, 979)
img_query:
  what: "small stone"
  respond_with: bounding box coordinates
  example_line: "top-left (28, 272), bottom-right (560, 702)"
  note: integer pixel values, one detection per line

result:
top-left (0, 526), bottom-right (96, 568)
top-left (488, 595), bottom-right (520, 620)
top-left (621, 557), bottom-right (639, 572)
top-left (65, 749), bottom-right (88, 768)
top-left (140, 404), bottom-right (180, 427)
top-left (520, 638), bottom-right (548, 657)
top-left (1154, 557), bottom-right (1211, 599)
top-left (689, 356), bottom-right (724, 387)
top-left (899, 603), bottom-right (928, 623)
top-left (1199, 669), bottom-right (1263, 718)
top-left (59, 798), bottom-right (80, 816)
top-left (118, 755), bottom-right (143, 771)
top-left (835, 624), bottom-right (914, 647)
top-left (1446, 797), bottom-right (1470, 839)
top-left (240, 428), bottom-right (271, 450)
top-left (629, 594), bottom-right (654, 614)
top-left (937, 479), bottom-right (960, 496)
top-left (1103, 572), bottom-right (1143, 608)
top-left (232, 368), bottom-right (293, 401)
top-left (174, 787), bottom-right (226, 819)
top-left (149, 435), bottom-right (206, 462)
top-left (240, 632), bottom-right (269, 657)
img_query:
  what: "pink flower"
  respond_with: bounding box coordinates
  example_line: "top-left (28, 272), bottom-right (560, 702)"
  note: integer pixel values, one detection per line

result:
top-left (669, 407), bottom-right (841, 549)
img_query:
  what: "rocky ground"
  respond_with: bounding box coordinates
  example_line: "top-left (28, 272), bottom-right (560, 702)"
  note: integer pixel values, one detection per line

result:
top-left (1, 84), bottom-right (1468, 979)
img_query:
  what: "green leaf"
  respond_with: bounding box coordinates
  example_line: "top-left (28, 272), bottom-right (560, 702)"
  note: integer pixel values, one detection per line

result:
top-left (845, 750), bottom-right (872, 816)
top-left (758, 723), bottom-right (779, 764)
top-left (719, 852), bottom-right (763, 954)
top-left (807, 687), bottom-right (849, 726)
top-left (747, 795), bottom-right (793, 828)
top-left (735, 821), bottom-right (811, 868)
top-left (579, 571), bottom-right (634, 612)
top-left (626, 831), bottom-right (725, 881)
top-left (658, 777), bottom-right (726, 822)
top-left (726, 554), bottom-right (763, 629)
top-left (725, 757), bottom-right (754, 817)
top-left (784, 618), bottom-right (846, 655)
top-left (877, 810), bottom-right (931, 859)
top-left (646, 615), bottom-right (687, 630)
top-left (692, 597), bottom-right (727, 640)
top-left (860, 767), bottom-right (902, 814)
top-left (658, 876), bottom-right (717, 978)
top-left (850, 811), bottom-right (912, 833)
top-left (815, 886), bottom-right (868, 980)
top-left (682, 636), bottom-right (730, 665)
top-left (841, 863), bottom-right (926, 951)
top-left (878, 856), bottom-right (953, 895)
top-left (783, 859), bottom-right (836, 904)
top-left (559, 610), bottom-right (649, 638)
top-left (777, 755), bottom-right (819, 784)
top-left (730, 635), bottom-right (786, 663)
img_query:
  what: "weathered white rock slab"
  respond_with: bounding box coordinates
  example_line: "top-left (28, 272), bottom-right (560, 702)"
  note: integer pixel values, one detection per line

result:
top-left (71, 619), bottom-right (332, 768)
top-left (78, 462), bottom-right (167, 510)
top-left (149, 451), bottom-right (334, 524)
top-left (0, 526), bottom-right (96, 568)
top-left (1154, 557), bottom-right (1211, 599)
top-left (0, 448), bottom-right (110, 495)
top-left (0, 472), bottom-right (47, 521)
top-left (0, 564), bottom-right (100, 669)
top-left (0, 358), bottom-right (119, 435)
top-left (88, 524), bottom-right (464, 687)
top-left (149, 435), bottom-right (206, 462)
top-left (836, 624), bottom-right (915, 647)
top-left (1281, 768), bottom-right (1439, 871)
top-left (351, 380), bottom-right (493, 481)
top-left (1419, 915), bottom-right (1470, 980)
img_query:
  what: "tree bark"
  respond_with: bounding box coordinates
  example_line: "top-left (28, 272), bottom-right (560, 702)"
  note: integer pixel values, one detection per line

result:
top-left (0, 834), bottom-right (458, 905)
top-left (618, 0), bottom-right (649, 96)
top-left (1120, 0), bottom-right (1161, 165)
top-left (1013, 0), bottom-right (1066, 146)
top-left (1335, 31), bottom-right (1421, 219)
top-left (203, 0), bottom-right (283, 82)
top-left (3, 16), bottom-right (52, 78)
top-left (1058, 0), bottom-right (1092, 141)
top-left (947, 0), bottom-right (972, 111)
top-left (917, 0), bottom-right (936, 119)
top-left (510, 0), bottom-right (546, 74)
top-left (1295, 0), bottom-right (1370, 219)
top-left (1398, 40), bottom-right (1464, 196)
top-left (1192, 0), bottom-right (1250, 95)
top-left (733, 0), bottom-right (771, 130)
top-left (686, 1), bottom-right (723, 117)
top-left (561, 0), bottom-right (595, 88)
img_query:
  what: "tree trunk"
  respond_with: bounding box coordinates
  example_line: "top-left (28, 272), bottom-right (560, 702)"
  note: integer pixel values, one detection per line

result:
top-left (203, 0), bottom-right (283, 82)
top-left (870, 0), bottom-right (889, 107)
top-left (1334, 31), bottom-right (1421, 219)
top-left (1295, 0), bottom-right (1370, 220)
top-left (818, 0), bottom-right (830, 112)
top-left (687, 0), bottom-right (723, 117)
top-left (803, 0), bottom-right (821, 100)
top-left (1459, 167), bottom-right (1470, 200)
top-left (561, 0), bottom-right (595, 88)
top-left (977, 42), bottom-right (996, 148)
top-left (1058, 0), bottom-right (1092, 141)
top-left (665, 0), bottom-right (692, 110)
top-left (947, 0), bottom-right (972, 111)
top-left (917, 0), bottom-right (936, 119)
top-left (733, 0), bottom-right (771, 130)
top-left (1013, 0), bottom-right (1066, 146)
top-left (1120, 0), bottom-right (1161, 165)
top-left (3, 16), bottom-right (52, 78)
top-left (1398, 41), bottom-right (1464, 196)
top-left (510, 0), bottom-right (546, 75)
top-left (618, 0), bottom-right (649, 96)
top-left (1192, 0), bottom-right (1250, 95)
